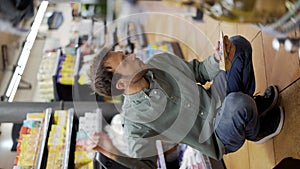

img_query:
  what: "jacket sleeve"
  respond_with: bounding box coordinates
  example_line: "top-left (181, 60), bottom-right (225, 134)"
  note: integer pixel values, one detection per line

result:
top-left (124, 117), bottom-right (161, 159)
top-left (111, 120), bottom-right (157, 169)
top-left (188, 54), bottom-right (220, 85)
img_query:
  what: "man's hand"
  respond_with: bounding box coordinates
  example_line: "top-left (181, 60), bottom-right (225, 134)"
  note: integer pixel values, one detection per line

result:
top-left (86, 132), bottom-right (118, 160)
top-left (215, 35), bottom-right (236, 62)
top-left (223, 35), bottom-right (236, 61)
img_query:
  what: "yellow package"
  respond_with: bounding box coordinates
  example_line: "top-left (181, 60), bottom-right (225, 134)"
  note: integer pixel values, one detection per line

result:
top-left (46, 162), bottom-right (54, 169)
top-left (48, 136), bottom-right (66, 146)
top-left (26, 113), bottom-right (45, 120)
top-left (48, 145), bottom-right (65, 152)
top-left (54, 110), bottom-right (67, 123)
top-left (48, 132), bottom-right (65, 143)
top-left (64, 55), bottom-right (76, 63)
top-left (75, 151), bottom-right (93, 165)
top-left (54, 158), bottom-right (63, 168)
top-left (59, 77), bottom-right (74, 85)
top-left (65, 52), bottom-right (76, 59)
top-left (54, 110), bottom-right (67, 118)
top-left (60, 66), bottom-right (74, 73)
top-left (17, 153), bottom-right (35, 166)
top-left (47, 153), bottom-right (56, 162)
top-left (78, 161), bottom-right (93, 169)
top-left (78, 75), bottom-right (87, 85)
top-left (30, 127), bottom-right (41, 135)
top-left (57, 116), bottom-right (68, 126)
top-left (50, 125), bottom-right (66, 134)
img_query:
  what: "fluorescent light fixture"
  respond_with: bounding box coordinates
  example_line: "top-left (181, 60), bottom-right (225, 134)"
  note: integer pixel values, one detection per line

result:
top-left (284, 38), bottom-right (300, 52)
top-left (26, 30), bottom-right (38, 44)
top-left (5, 1), bottom-right (49, 101)
top-left (284, 39), bottom-right (293, 52)
top-left (5, 66), bottom-right (21, 98)
top-left (21, 40), bottom-right (33, 52)
top-left (31, 1), bottom-right (49, 31)
top-left (272, 38), bottom-right (281, 51)
top-left (8, 75), bottom-right (21, 102)
top-left (272, 38), bottom-right (285, 51)
top-left (17, 1), bottom-right (48, 71)
top-left (17, 50), bottom-right (30, 74)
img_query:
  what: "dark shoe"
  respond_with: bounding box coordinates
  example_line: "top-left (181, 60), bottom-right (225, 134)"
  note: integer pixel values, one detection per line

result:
top-left (254, 85), bottom-right (279, 116)
top-left (254, 106), bottom-right (284, 144)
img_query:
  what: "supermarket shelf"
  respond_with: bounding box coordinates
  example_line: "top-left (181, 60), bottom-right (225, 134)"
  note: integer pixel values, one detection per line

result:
top-left (52, 49), bottom-right (62, 101)
top-left (73, 44), bottom-right (103, 101)
top-left (0, 102), bottom-right (61, 123)
top-left (35, 108), bottom-right (52, 169)
top-left (6, 104), bottom-right (124, 168)
top-left (52, 48), bottom-right (74, 101)
top-left (72, 47), bottom-right (88, 101)
top-left (52, 49), bottom-right (62, 77)
top-left (0, 101), bottom-right (119, 123)
top-left (63, 108), bottom-right (75, 169)
top-left (13, 108), bottom-right (53, 169)
top-left (74, 48), bottom-right (81, 77)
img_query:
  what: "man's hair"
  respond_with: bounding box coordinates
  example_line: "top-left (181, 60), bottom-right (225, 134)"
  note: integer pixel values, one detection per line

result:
top-left (89, 47), bottom-right (123, 96)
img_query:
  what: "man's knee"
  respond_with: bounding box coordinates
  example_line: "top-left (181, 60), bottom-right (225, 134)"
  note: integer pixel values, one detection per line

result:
top-left (229, 35), bottom-right (252, 54)
top-left (224, 92), bottom-right (256, 114)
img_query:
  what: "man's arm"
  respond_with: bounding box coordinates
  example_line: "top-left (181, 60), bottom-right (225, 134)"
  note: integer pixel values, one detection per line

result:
top-left (87, 132), bottom-right (157, 169)
top-left (122, 118), bottom-right (160, 159)
top-left (188, 35), bottom-right (236, 84)
top-left (188, 54), bottom-right (220, 85)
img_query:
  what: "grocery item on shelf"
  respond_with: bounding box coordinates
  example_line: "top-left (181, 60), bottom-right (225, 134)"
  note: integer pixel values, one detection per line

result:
top-left (46, 110), bottom-right (74, 169)
top-left (13, 113), bottom-right (46, 169)
top-left (146, 42), bottom-right (172, 58)
top-left (74, 109), bottom-right (102, 169)
top-left (178, 145), bottom-right (212, 169)
top-left (78, 53), bottom-right (96, 85)
top-left (133, 41), bottom-right (183, 62)
top-left (57, 49), bottom-right (76, 85)
top-left (37, 52), bottom-right (59, 101)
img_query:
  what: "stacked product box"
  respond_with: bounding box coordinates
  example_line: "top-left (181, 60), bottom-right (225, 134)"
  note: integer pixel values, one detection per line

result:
top-left (37, 52), bottom-right (58, 101)
top-left (13, 113), bottom-right (45, 169)
top-left (57, 48), bottom-right (76, 85)
top-left (46, 110), bottom-right (68, 169)
top-left (78, 53), bottom-right (96, 85)
top-left (74, 109), bottom-right (102, 169)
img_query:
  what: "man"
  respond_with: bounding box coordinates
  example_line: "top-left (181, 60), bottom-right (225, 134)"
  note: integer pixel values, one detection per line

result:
top-left (88, 35), bottom-right (284, 168)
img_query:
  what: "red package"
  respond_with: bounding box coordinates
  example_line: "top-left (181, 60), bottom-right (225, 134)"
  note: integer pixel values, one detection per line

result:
top-left (19, 126), bottom-right (30, 135)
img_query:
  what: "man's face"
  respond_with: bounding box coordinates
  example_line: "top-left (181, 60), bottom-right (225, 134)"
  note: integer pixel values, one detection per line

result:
top-left (104, 51), bottom-right (148, 83)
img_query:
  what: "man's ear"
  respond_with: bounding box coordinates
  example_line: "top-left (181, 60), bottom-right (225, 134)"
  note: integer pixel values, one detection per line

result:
top-left (116, 78), bottom-right (129, 90)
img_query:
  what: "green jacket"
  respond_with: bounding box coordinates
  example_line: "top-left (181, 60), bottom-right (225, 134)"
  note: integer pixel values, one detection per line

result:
top-left (120, 52), bottom-right (224, 168)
